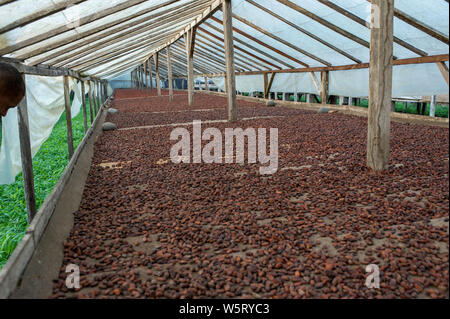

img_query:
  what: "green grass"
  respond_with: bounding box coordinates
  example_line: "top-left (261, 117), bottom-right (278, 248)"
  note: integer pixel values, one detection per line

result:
top-left (0, 100), bottom-right (93, 269)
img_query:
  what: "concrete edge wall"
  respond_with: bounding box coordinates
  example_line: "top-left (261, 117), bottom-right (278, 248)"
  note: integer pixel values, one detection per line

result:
top-left (198, 90), bottom-right (449, 128)
top-left (0, 100), bottom-right (109, 299)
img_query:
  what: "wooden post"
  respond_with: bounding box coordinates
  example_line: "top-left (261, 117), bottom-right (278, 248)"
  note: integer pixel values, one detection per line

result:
top-left (144, 61), bottom-right (148, 90)
top-left (367, 0), bottom-right (394, 171)
top-left (167, 46), bottom-right (174, 101)
top-left (339, 96), bottom-right (345, 106)
top-left (148, 59), bottom-right (153, 91)
top-left (153, 53), bottom-right (161, 96)
top-left (223, 0), bottom-right (237, 121)
top-left (263, 73), bottom-right (268, 99)
top-left (63, 76), bottom-right (74, 159)
top-left (204, 76), bottom-right (208, 91)
top-left (17, 74), bottom-right (37, 223)
top-left (88, 80), bottom-right (94, 124)
top-left (320, 71), bottom-right (329, 104)
top-left (430, 95), bottom-right (436, 117)
top-left (185, 28), bottom-right (196, 106)
top-left (81, 81), bottom-right (88, 133)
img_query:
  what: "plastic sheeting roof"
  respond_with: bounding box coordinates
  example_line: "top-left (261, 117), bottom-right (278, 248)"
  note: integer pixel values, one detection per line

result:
top-left (0, 0), bottom-right (448, 81)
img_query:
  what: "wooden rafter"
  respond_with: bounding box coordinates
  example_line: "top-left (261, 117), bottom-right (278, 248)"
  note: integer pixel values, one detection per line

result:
top-left (0, 0), bottom-right (87, 34)
top-left (233, 14), bottom-right (331, 66)
top-left (245, 0), bottom-right (362, 64)
top-left (210, 16), bottom-right (308, 68)
top-left (26, 1), bottom-right (205, 65)
top-left (197, 27), bottom-right (280, 70)
top-left (276, 0), bottom-right (371, 49)
top-left (0, 0), bottom-right (154, 56)
top-left (203, 21), bottom-right (294, 69)
top-left (317, 0), bottom-right (428, 57)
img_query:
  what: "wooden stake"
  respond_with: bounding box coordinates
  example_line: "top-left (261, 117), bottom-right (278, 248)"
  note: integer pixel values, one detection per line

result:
top-left (81, 81), bottom-right (88, 133)
top-left (63, 76), bottom-right (74, 159)
top-left (367, 0), bottom-right (393, 171)
top-left (17, 74), bottom-right (37, 223)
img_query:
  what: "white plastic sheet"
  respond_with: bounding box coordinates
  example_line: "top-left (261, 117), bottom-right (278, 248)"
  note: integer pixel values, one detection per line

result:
top-left (0, 75), bottom-right (81, 185)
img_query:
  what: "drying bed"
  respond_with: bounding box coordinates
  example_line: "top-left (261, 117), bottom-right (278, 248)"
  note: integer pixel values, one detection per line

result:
top-left (51, 90), bottom-right (449, 299)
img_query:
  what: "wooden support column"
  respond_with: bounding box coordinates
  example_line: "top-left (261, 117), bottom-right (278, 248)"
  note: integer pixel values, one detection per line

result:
top-left (88, 80), bottom-right (94, 124)
top-left (148, 59), bottom-right (153, 91)
top-left (153, 53), bottom-right (161, 96)
top-left (81, 81), bottom-right (88, 133)
top-left (63, 76), bottom-right (74, 159)
top-left (264, 72), bottom-right (276, 99)
top-left (184, 28), bottom-right (196, 106)
top-left (320, 71), bottom-right (329, 104)
top-left (204, 76), bottom-right (208, 91)
top-left (223, 0), bottom-right (237, 121)
top-left (144, 61), bottom-right (148, 89)
top-left (17, 74), bottom-right (37, 223)
top-left (367, 0), bottom-right (394, 171)
top-left (167, 46), bottom-right (174, 101)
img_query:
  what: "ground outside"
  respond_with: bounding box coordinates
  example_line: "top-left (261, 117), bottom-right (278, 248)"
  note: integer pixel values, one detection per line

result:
top-left (51, 89), bottom-right (449, 299)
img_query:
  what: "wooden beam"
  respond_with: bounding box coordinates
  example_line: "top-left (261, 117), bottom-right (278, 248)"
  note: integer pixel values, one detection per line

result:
top-left (263, 73), bottom-right (268, 98)
top-left (233, 14), bottom-right (331, 67)
top-left (148, 58), bottom-right (154, 90)
top-left (204, 21), bottom-right (294, 69)
top-left (245, 0), bottom-right (363, 64)
top-left (0, 0), bottom-right (87, 34)
top-left (200, 54), bottom-right (450, 77)
top-left (63, 76), bottom-right (74, 159)
top-left (0, 0), bottom-right (152, 56)
top-left (265, 72), bottom-right (276, 98)
top-left (210, 16), bottom-right (308, 67)
top-left (17, 75), bottom-right (37, 223)
top-left (154, 53), bottom-right (161, 96)
top-left (145, 0), bottom-right (223, 61)
top-left (81, 81), bottom-right (88, 133)
top-left (437, 61), bottom-right (449, 85)
top-left (87, 80), bottom-right (94, 124)
top-left (197, 28), bottom-right (280, 70)
top-left (223, 0), bottom-right (237, 121)
top-left (394, 8), bottom-right (449, 44)
top-left (0, 57), bottom-right (80, 78)
top-left (185, 28), bottom-right (196, 106)
top-left (367, 0), bottom-right (394, 171)
top-left (320, 71), bottom-right (329, 104)
top-left (34, 1), bottom-right (203, 66)
top-left (167, 46), bottom-right (174, 101)
top-left (317, 0), bottom-right (428, 57)
top-left (276, 0), bottom-right (371, 49)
